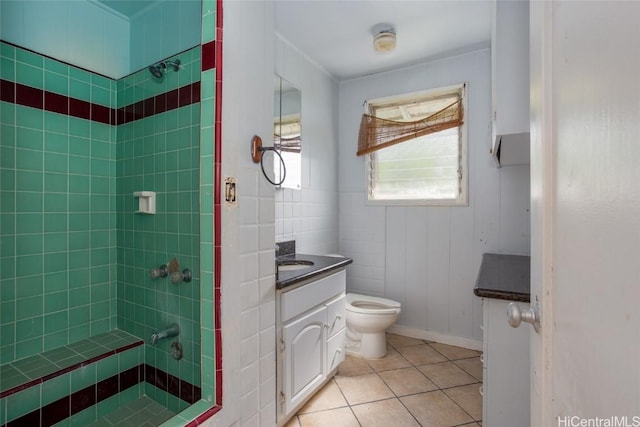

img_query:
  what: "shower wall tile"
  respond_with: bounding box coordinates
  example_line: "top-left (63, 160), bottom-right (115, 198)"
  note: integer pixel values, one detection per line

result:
top-left (0, 41), bottom-right (117, 365)
top-left (115, 46), bottom-right (202, 397)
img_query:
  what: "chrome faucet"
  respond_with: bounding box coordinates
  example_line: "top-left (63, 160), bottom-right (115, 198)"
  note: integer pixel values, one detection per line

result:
top-left (151, 323), bottom-right (180, 345)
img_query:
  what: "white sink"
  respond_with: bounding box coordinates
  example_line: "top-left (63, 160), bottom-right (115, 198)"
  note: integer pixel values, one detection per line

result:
top-left (277, 260), bottom-right (314, 272)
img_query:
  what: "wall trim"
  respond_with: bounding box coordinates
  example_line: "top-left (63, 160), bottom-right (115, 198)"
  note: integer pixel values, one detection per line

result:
top-left (387, 324), bottom-right (483, 351)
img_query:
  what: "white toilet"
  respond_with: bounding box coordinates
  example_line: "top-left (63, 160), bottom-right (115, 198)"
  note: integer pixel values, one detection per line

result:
top-left (344, 293), bottom-right (401, 359)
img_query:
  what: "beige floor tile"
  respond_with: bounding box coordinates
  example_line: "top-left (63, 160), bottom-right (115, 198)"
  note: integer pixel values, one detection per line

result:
top-left (284, 415), bottom-right (301, 427)
top-left (378, 366), bottom-right (438, 396)
top-left (417, 361), bottom-right (479, 389)
top-left (429, 342), bottom-right (481, 361)
top-left (366, 348), bottom-right (412, 372)
top-left (443, 384), bottom-right (483, 421)
top-left (298, 380), bottom-right (348, 414)
top-left (335, 373), bottom-right (395, 405)
top-left (397, 344), bottom-right (447, 365)
top-left (401, 390), bottom-right (473, 426)
top-left (386, 333), bottom-right (425, 348)
top-left (454, 357), bottom-right (483, 381)
top-left (298, 407), bottom-right (360, 427)
top-left (337, 355), bottom-right (374, 377)
top-left (351, 398), bottom-right (420, 427)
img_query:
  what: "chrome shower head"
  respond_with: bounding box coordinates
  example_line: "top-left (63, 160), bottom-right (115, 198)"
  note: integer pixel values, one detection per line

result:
top-left (148, 59), bottom-right (181, 78)
top-left (148, 63), bottom-right (165, 78)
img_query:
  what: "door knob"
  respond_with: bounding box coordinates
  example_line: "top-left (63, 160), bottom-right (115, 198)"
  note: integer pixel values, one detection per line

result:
top-left (507, 302), bottom-right (540, 333)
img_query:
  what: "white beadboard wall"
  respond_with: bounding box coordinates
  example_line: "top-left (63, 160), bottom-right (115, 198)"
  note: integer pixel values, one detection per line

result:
top-left (338, 49), bottom-right (530, 346)
top-left (274, 35), bottom-right (340, 255)
top-left (207, 1), bottom-right (276, 426)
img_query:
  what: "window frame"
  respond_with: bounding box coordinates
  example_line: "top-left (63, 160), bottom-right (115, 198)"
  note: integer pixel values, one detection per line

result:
top-left (364, 83), bottom-right (468, 207)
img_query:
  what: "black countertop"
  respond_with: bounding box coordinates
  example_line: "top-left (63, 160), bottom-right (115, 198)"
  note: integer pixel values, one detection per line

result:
top-left (474, 253), bottom-right (531, 302)
top-left (275, 254), bottom-right (353, 289)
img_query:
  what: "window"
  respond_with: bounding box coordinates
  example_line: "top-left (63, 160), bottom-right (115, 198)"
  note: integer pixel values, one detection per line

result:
top-left (360, 84), bottom-right (467, 205)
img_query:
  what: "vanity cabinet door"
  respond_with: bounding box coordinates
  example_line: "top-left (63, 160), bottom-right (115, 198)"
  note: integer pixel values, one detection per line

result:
top-left (282, 305), bottom-right (326, 414)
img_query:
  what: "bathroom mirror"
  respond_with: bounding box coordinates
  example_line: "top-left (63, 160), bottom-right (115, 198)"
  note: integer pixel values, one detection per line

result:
top-left (274, 75), bottom-right (302, 189)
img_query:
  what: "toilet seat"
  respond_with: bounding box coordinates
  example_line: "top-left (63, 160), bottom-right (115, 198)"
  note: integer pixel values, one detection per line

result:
top-left (345, 293), bottom-right (401, 315)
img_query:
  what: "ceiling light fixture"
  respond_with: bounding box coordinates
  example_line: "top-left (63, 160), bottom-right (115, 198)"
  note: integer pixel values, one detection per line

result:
top-left (372, 24), bottom-right (396, 53)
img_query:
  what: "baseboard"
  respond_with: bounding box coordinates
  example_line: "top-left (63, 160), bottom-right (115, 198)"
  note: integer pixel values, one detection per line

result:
top-left (387, 324), bottom-right (483, 351)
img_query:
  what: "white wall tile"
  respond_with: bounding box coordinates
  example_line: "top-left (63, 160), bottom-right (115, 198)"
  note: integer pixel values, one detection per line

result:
top-left (240, 389), bottom-right (260, 425)
top-left (241, 308), bottom-right (260, 341)
top-left (214, 1), bottom-right (276, 425)
top-left (240, 197), bottom-right (259, 227)
top-left (239, 225), bottom-right (259, 255)
top-left (259, 325), bottom-right (276, 357)
top-left (239, 253), bottom-right (258, 283)
top-left (240, 334), bottom-right (259, 369)
top-left (241, 363), bottom-right (259, 396)
top-left (240, 280), bottom-right (259, 311)
top-left (274, 35), bottom-right (340, 255)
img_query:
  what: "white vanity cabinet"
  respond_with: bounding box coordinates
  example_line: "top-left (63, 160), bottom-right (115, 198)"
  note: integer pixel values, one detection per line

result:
top-left (277, 269), bottom-right (346, 424)
top-left (482, 297), bottom-right (530, 427)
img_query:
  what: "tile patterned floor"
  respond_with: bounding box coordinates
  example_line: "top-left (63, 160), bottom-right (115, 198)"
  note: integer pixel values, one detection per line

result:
top-left (285, 334), bottom-right (483, 427)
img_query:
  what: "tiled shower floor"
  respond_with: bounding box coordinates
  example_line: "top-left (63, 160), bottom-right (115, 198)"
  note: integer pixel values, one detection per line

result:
top-left (86, 396), bottom-right (175, 427)
top-left (285, 334), bottom-right (483, 427)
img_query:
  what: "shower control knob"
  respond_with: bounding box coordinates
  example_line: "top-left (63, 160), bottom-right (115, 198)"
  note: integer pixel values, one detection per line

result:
top-left (171, 268), bottom-right (193, 284)
top-left (150, 265), bottom-right (168, 279)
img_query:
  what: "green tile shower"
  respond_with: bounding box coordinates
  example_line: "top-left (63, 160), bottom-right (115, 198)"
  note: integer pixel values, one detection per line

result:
top-left (0, 0), bottom-right (220, 424)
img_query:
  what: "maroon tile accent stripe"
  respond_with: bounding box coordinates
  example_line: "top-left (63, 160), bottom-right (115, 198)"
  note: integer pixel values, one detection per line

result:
top-left (145, 364), bottom-right (202, 404)
top-left (0, 80), bottom-right (111, 124)
top-left (0, 79), bottom-right (201, 126)
top-left (0, 340), bottom-right (143, 399)
top-left (1, 364), bottom-right (200, 427)
top-left (116, 81), bottom-right (201, 125)
top-left (44, 91), bottom-right (68, 115)
top-left (41, 395), bottom-right (70, 426)
top-left (201, 41), bottom-right (216, 72)
top-left (0, 79), bottom-right (15, 103)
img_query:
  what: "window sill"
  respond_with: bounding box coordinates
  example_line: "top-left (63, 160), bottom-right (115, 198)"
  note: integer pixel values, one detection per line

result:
top-left (366, 198), bottom-right (468, 207)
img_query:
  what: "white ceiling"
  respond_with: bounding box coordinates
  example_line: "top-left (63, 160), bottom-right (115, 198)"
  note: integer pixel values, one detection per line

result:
top-left (275, 0), bottom-right (492, 81)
